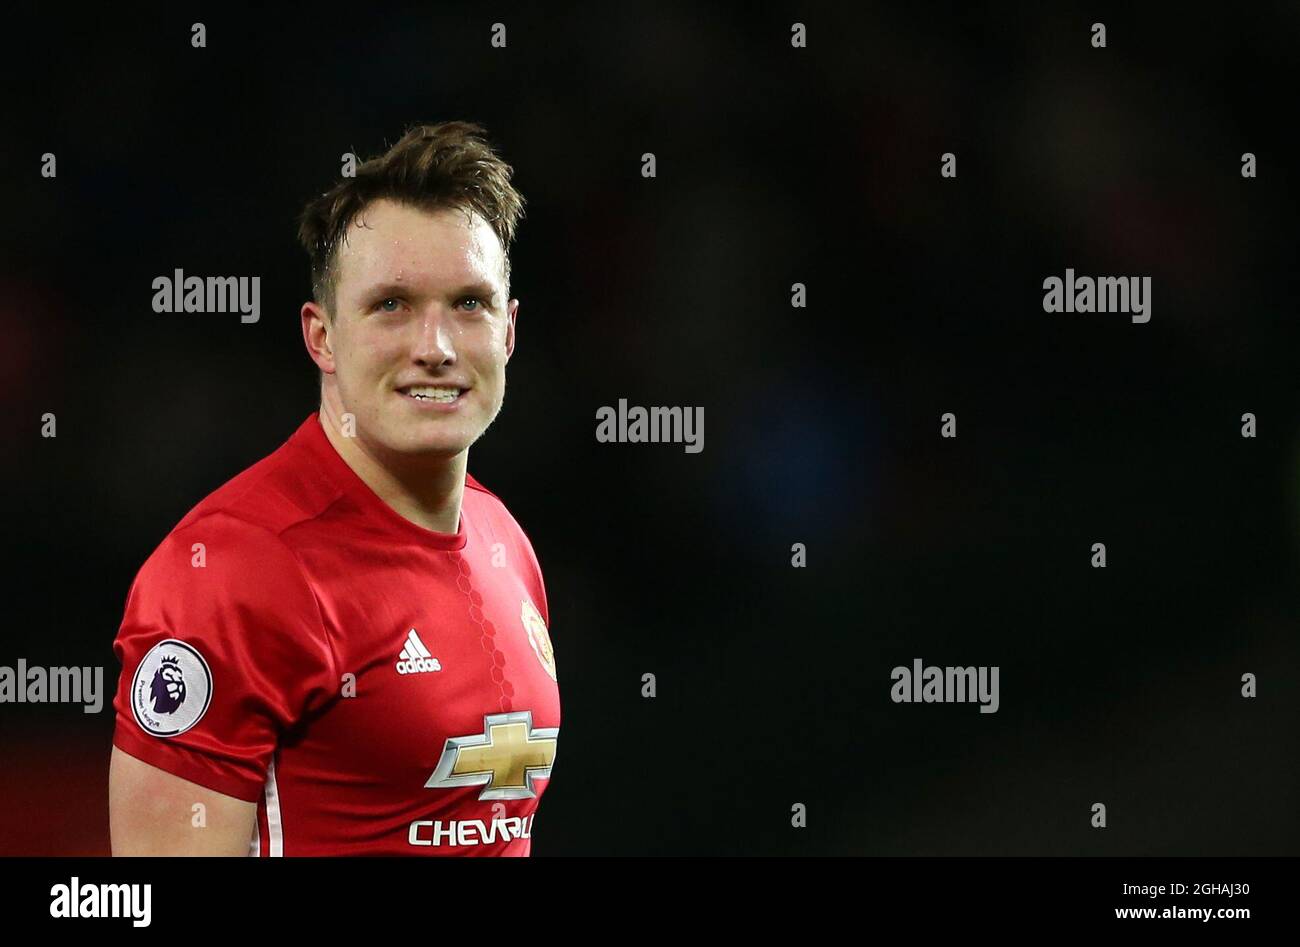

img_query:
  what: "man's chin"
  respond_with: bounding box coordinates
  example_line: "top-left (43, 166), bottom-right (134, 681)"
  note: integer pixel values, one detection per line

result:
top-left (380, 420), bottom-right (479, 458)
top-left (391, 435), bottom-right (473, 460)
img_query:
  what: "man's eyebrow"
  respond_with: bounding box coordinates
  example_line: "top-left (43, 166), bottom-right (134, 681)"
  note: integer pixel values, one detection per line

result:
top-left (454, 281), bottom-right (500, 301)
top-left (360, 281), bottom-right (409, 300)
top-left (360, 280), bottom-right (500, 301)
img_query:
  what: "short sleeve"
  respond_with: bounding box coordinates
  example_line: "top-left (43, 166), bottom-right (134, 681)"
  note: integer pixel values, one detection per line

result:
top-left (111, 512), bottom-right (338, 802)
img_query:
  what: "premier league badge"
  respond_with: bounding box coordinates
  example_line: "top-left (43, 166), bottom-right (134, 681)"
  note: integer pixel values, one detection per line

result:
top-left (131, 638), bottom-right (213, 737)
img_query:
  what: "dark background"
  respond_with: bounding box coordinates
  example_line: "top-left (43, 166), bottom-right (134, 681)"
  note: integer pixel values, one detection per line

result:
top-left (1, 3), bottom-right (1296, 855)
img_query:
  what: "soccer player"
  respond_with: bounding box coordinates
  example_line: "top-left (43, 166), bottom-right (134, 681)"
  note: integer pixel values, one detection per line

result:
top-left (108, 122), bottom-right (560, 856)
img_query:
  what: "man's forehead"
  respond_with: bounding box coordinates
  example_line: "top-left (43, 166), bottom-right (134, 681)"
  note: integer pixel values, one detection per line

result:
top-left (337, 200), bottom-right (504, 290)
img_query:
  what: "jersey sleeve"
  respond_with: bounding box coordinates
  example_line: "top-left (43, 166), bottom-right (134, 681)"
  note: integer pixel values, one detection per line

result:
top-left (111, 512), bottom-right (338, 802)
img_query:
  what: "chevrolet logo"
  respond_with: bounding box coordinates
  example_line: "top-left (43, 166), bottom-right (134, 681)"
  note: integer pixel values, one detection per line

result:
top-left (425, 711), bottom-right (559, 800)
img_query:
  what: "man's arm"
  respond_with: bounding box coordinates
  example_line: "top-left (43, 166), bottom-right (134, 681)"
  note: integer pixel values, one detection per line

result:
top-left (109, 746), bottom-right (257, 856)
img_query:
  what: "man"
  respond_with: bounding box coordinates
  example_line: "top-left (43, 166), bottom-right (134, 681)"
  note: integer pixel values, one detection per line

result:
top-left (108, 122), bottom-right (560, 856)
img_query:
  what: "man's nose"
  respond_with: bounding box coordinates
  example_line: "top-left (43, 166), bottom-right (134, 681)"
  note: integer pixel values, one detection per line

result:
top-left (412, 307), bottom-right (456, 366)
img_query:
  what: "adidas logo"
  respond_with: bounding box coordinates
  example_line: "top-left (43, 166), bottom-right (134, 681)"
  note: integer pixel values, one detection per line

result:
top-left (395, 629), bottom-right (442, 675)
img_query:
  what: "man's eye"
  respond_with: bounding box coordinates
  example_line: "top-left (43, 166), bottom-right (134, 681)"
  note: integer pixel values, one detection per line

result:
top-left (459, 297), bottom-right (482, 312)
top-left (377, 298), bottom-right (401, 312)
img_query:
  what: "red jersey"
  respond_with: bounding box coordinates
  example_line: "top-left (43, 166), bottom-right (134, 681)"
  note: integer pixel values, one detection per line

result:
top-left (111, 413), bottom-right (560, 855)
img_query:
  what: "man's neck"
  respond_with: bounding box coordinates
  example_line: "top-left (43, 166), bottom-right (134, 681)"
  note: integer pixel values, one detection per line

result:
top-left (317, 404), bottom-right (466, 535)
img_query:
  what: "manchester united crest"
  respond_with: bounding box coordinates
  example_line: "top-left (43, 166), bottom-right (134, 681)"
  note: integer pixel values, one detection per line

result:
top-left (520, 599), bottom-right (557, 682)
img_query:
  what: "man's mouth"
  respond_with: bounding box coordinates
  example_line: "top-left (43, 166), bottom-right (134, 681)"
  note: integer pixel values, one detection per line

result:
top-left (397, 384), bottom-right (467, 404)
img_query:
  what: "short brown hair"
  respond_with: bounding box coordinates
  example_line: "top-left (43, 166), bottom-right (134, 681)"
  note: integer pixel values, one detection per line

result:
top-left (297, 121), bottom-right (526, 316)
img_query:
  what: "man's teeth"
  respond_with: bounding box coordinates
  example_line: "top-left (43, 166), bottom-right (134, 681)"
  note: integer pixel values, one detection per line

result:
top-left (405, 386), bottom-right (460, 403)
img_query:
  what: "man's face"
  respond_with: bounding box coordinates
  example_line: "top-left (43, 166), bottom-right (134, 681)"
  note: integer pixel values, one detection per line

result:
top-left (307, 199), bottom-right (518, 462)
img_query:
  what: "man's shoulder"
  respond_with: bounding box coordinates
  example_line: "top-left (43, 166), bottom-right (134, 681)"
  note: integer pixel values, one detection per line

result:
top-left (464, 473), bottom-right (522, 531)
top-left (464, 473), bottom-right (543, 559)
top-left (171, 418), bottom-right (344, 546)
top-left (464, 473), bottom-right (549, 620)
top-left (125, 419), bottom-right (343, 594)
top-left (464, 472), bottom-right (503, 506)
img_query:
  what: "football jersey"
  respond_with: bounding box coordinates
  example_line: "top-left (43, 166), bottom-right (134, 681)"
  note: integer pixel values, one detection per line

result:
top-left (111, 413), bottom-right (560, 856)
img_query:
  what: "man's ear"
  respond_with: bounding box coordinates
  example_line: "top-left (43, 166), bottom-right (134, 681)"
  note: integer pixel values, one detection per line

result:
top-left (505, 298), bottom-right (519, 362)
top-left (302, 301), bottom-right (336, 374)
